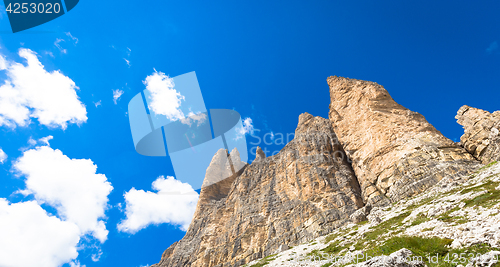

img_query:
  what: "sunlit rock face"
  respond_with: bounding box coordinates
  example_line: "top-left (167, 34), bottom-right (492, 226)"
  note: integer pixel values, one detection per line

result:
top-left (154, 113), bottom-right (363, 267)
top-left (327, 76), bottom-right (480, 204)
top-left (456, 105), bottom-right (500, 165)
top-left (151, 76), bottom-right (488, 267)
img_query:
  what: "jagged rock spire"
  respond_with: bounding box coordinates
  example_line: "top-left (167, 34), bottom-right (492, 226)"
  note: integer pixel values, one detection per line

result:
top-left (254, 146), bottom-right (266, 162)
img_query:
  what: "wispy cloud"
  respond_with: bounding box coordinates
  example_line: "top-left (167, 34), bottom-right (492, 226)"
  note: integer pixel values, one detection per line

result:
top-left (124, 58), bottom-right (131, 67)
top-left (24, 136), bottom-right (54, 149)
top-left (486, 41), bottom-right (498, 54)
top-left (44, 51), bottom-right (55, 58)
top-left (54, 33), bottom-right (78, 54)
top-left (0, 148), bottom-right (6, 164)
top-left (112, 89), bottom-right (124, 104)
top-left (235, 117), bottom-right (254, 140)
top-left (65, 32), bottom-right (79, 45)
top-left (38, 136), bottom-right (53, 146)
top-left (54, 38), bottom-right (67, 54)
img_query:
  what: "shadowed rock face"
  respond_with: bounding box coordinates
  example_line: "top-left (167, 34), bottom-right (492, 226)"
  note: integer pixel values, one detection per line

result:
top-left (153, 113), bottom-right (363, 267)
top-left (327, 76), bottom-right (480, 204)
top-left (456, 105), bottom-right (500, 165)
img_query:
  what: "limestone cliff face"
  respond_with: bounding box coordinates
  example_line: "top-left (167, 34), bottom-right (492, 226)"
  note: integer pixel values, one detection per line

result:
top-left (327, 76), bottom-right (480, 204)
top-left (456, 105), bottom-right (500, 165)
top-left (153, 113), bottom-right (363, 267)
top-left (151, 76), bottom-right (488, 267)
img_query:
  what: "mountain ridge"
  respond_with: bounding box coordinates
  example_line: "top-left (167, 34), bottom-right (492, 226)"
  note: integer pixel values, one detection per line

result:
top-left (152, 76), bottom-right (500, 267)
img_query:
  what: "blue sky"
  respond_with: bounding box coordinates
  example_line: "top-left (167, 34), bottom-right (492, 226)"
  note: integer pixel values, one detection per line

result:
top-left (0, 1), bottom-right (499, 266)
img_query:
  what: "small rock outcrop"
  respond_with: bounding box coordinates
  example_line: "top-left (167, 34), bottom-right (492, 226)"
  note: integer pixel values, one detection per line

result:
top-left (327, 76), bottom-right (480, 204)
top-left (456, 105), bottom-right (500, 165)
top-left (254, 146), bottom-right (266, 162)
top-left (153, 113), bottom-right (364, 267)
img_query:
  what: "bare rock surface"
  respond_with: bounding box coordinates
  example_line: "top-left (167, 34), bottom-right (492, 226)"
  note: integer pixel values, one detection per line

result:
top-left (327, 76), bottom-right (480, 204)
top-left (153, 113), bottom-right (364, 267)
top-left (246, 162), bottom-right (500, 267)
top-left (456, 105), bottom-right (500, 165)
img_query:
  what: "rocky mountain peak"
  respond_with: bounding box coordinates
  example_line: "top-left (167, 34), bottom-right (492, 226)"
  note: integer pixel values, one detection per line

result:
top-left (327, 76), bottom-right (480, 204)
top-left (152, 76), bottom-right (495, 267)
top-left (154, 113), bottom-right (363, 267)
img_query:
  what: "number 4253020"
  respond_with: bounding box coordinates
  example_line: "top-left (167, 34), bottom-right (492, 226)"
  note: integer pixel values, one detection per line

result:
top-left (6, 2), bottom-right (62, 14)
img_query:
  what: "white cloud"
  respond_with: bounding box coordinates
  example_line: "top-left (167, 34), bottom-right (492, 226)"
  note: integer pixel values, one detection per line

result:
top-left (91, 249), bottom-right (103, 262)
top-left (65, 32), bottom-right (79, 45)
top-left (180, 111), bottom-right (207, 127)
top-left (0, 49), bottom-right (87, 129)
top-left (0, 199), bottom-right (81, 267)
top-left (14, 145), bottom-right (113, 242)
top-left (39, 135), bottom-right (53, 146)
top-left (94, 100), bottom-right (102, 107)
top-left (118, 176), bottom-right (199, 233)
top-left (144, 70), bottom-right (206, 126)
top-left (0, 147), bottom-right (6, 164)
top-left (54, 38), bottom-right (67, 54)
top-left (235, 117), bottom-right (254, 140)
top-left (52, 33), bottom-right (78, 55)
top-left (27, 137), bottom-right (37, 146)
top-left (124, 58), bottom-right (131, 67)
top-left (144, 71), bottom-right (185, 121)
top-left (0, 54), bottom-right (8, 70)
top-left (112, 89), bottom-right (124, 104)
top-left (23, 136), bottom-right (53, 150)
top-left (69, 261), bottom-right (85, 267)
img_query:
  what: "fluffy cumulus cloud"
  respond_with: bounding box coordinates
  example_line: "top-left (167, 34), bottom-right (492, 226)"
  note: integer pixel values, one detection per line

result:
top-left (0, 199), bottom-right (81, 267)
top-left (235, 117), bottom-right (254, 140)
top-left (0, 147), bottom-right (6, 164)
top-left (144, 70), bottom-right (206, 126)
top-left (144, 71), bottom-right (185, 120)
top-left (112, 89), bottom-right (124, 104)
top-left (14, 145), bottom-right (113, 242)
top-left (0, 142), bottom-right (114, 266)
top-left (0, 49), bottom-right (87, 129)
top-left (118, 176), bottom-right (199, 233)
